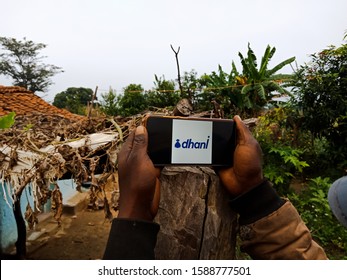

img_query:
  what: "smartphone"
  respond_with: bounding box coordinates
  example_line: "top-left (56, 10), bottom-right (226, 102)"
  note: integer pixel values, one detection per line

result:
top-left (145, 115), bottom-right (236, 166)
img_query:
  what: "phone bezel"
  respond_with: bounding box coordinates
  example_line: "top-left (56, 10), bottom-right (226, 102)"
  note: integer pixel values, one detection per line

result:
top-left (145, 115), bottom-right (236, 167)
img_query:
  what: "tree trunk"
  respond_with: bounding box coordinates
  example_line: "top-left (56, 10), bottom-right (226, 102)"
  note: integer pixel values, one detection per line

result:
top-left (154, 166), bottom-right (237, 259)
top-left (173, 98), bottom-right (193, 117)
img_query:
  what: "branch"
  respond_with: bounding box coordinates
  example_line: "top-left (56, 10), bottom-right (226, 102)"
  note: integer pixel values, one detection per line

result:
top-left (170, 44), bottom-right (183, 96)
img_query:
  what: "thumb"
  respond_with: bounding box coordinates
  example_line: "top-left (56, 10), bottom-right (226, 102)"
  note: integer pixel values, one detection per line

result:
top-left (234, 115), bottom-right (252, 145)
top-left (131, 126), bottom-right (148, 156)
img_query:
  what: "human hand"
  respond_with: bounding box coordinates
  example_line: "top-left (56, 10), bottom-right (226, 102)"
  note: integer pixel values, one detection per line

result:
top-left (117, 126), bottom-right (160, 221)
top-left (218, 115), bottom-right (264, 197)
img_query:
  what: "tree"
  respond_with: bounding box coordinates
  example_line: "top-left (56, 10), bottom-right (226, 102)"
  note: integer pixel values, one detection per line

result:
top-left (118, 84), bottom-right (146, 116)
top-left (53, 87), bottom-right (94, 115)
top-left (181, 70), bottom-right (204, 108)
top-left (237, 44), bottom-right (295, 114)
top-left (0, 37), bottom-right (63, 92)
top-left (291, 40), bottom-right (347, 169)
top-left (201, 64), bottom-right (242, 116)
top-left (201, 44), bottom-right (295, 117)
top-left (146, 75), bottom-right (179, 109)
top-left (100, 87), bottom-right (121, 116)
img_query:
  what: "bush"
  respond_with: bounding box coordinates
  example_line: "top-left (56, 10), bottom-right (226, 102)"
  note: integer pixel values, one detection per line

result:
top-left (100, 88), bottom-right (120, 116)
top-left (291, 42), bottom-right (347, 174)
top-left (118, 84), bottom-right (147, 117)
top-left (254, 107), bottom-right (310, 192)
top-left (287, 177), bottom-right (347, 259)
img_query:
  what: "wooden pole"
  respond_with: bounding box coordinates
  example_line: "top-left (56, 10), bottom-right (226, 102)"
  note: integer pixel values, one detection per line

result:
top-left (87, 86), bottom-right (98, 118)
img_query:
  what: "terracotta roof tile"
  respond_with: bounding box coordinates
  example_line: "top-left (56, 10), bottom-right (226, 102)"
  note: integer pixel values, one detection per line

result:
top-left (0, 85), bottom-right (85, 121)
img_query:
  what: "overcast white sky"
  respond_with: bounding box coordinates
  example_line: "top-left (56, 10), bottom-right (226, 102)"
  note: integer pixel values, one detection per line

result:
top-left (1, 0), bottom-right (346, 102)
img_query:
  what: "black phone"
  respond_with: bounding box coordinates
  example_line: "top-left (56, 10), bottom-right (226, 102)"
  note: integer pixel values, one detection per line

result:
top-left (145, 115), bottom-right (236, 166)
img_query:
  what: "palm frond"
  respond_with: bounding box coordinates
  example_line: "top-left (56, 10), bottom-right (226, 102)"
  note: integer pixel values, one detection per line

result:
top-left (260, 45), bottom-right (276, 77)
top-left (241, 44), bottom-right (262, 80)
top-left (243, 96), bottom-right (252, 109)
top-left (229, 61), bottom-right (239, 84)
top-left (238, 51), bottom-right (250, 76)
top-left (268, 57), bottom-right (296, 76)
top-left (267, 81), bottom-right (292, 96)
top-left (255, 84), bottom-right (266, 100)
top-left (247, 43), bottom-right (257, 68)
top-left (241, 84), bottom-right (253, 95)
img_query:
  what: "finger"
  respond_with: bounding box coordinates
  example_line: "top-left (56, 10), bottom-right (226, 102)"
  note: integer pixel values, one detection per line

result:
top-left (233, 115), bottom-right (253, 145)
top-left (118, 128), bottom-right (135, 163)
top-left (131, 125), bottom-right (148, 156)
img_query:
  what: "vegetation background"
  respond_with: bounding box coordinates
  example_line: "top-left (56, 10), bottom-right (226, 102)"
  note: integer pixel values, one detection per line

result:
top-left (1, 33), bottom-right (346, 259)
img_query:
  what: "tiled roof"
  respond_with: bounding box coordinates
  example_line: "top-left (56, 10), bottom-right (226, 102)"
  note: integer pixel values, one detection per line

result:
top-left (0, 85), bottom-right (85, 120)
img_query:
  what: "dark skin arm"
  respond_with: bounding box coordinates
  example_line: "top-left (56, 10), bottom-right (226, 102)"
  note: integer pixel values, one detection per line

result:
top-left (218, 115), bottom-right (264, 197)
top-left (117, 125), bottom-right (160, 221)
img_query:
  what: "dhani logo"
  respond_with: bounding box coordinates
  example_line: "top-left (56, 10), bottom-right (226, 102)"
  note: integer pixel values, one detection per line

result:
top-left (171, 119), bottom-right (212, 164)
top-left (174, 136), bottom-right (210, 149)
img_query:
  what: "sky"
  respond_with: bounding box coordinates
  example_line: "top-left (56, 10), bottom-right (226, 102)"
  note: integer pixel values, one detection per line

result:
top-left (1, 0), bottom-right (346, 103)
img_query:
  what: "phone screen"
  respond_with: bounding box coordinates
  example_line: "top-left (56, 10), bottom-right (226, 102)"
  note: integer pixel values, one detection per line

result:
top-left (146, 116), bottom-right (236, 166)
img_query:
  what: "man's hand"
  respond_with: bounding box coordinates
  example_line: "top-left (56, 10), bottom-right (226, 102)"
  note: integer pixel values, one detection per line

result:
top-left (218, 115), bottom-right (264, 197)
top-left (117, 126), bottom-right (160, 221)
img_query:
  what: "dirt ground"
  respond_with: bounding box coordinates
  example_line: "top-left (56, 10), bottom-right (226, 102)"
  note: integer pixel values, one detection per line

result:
top-left (26, 207), bottom-right (112, 260)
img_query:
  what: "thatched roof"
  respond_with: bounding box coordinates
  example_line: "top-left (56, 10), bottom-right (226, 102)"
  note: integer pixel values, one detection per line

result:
top-left (0, 85), bottom-right (84, 120)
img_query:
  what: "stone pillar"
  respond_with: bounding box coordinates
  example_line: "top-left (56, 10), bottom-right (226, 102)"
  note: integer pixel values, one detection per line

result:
top-left (154, 166), bottom-right (237, 259)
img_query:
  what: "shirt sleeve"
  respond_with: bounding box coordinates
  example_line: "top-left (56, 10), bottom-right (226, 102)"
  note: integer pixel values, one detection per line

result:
top-left (103, 218), bottom-right (160, 260)
top-left (229, 180), bottom-right (327, 260)
top-left (229, 180), bottom-right (285, 225)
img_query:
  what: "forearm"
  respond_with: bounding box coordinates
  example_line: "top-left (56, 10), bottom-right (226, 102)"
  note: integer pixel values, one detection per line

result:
top-left (103, 218), bottom-right (160, 260)
top-left (230, 181), bottom-right (327, 260)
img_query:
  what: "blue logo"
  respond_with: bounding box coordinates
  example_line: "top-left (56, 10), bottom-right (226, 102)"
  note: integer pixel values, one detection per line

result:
top-left (174, 136), bottom-right (210, 149)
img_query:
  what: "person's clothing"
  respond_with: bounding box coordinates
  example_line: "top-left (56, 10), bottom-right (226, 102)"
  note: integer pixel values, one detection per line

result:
top-left (328, 176), bottom-right (347, 228)
top-left (103, 180), bottom-right (327, 260)
top-left (230, 180), bottom-right (327, 260)
top-left (103, 219), bottom-right (159, 260)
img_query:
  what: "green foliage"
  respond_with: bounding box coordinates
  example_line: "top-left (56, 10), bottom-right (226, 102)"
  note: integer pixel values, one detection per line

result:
top-left (118, 84), bottom-right (146, 117)
top-left (146, 75), bottom-right (179, 109)
top-left (201, 64), bottom-right (242, 116)
top-left (291, 41), bottom-right (347, 169)
top-left (53, 87), bottom-right (94, 115)
top-left (288, 177), bottom-right (347, 259)
top-left (201, 44), bottom-right (295, 118)
top-left (0, 37), bottom-right (63, 92)
top-left (100, 88), bottom-right (121, 116)
top-left (24, 123), bottom-right (34, 131)
top-left (180, 70), bottom-right (204, 107)
top-left (0, 112), bottom-right (15, 129)
top-left (262, 145), bottom-right (309, 190)
top-left (269, 147), bottom-right (309, 173)
top-left (255, 107), bottom-right (310, 191)
top-left (237, 43), bottom-right (295, 115)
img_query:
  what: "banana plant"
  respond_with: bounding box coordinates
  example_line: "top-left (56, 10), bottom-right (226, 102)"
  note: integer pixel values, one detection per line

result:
top-left (238, 43), bottom-right (295, 113)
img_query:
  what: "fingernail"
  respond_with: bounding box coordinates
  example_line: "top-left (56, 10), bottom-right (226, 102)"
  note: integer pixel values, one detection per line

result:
top-left (136, 126), bottom-right (145, 134)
